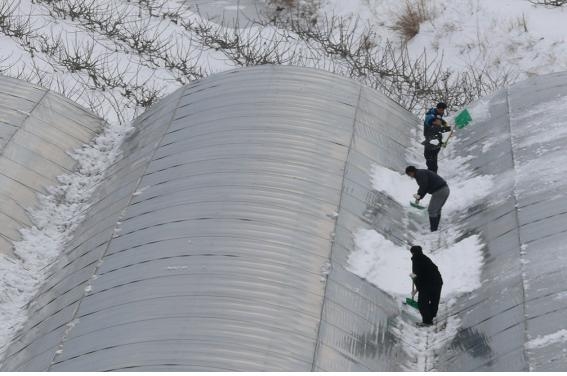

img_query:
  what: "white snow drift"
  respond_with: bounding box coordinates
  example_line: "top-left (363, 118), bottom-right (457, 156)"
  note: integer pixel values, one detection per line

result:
top-left (349, 229), bottom-right (484, 299)
top-left (0, 121), bottom-right (133, 357)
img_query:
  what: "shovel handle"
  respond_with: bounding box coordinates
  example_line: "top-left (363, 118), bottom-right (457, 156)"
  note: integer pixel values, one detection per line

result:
top-left (443, 128), bottom-right (454, 148)
top-left (411, 281), bottom-right (417, 299)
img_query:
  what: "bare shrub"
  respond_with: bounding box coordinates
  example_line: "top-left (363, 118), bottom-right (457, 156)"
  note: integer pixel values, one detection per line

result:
top-left (1, 0), bottom-right (517, 123)
top-left (248, 12), bottom-right (513, 112)
top-left (391, 0), bottom-right (432, 42)
top-left (39, 0), bottom-right (204, 82)
top-left (0, 1), bottom-right (34, 44)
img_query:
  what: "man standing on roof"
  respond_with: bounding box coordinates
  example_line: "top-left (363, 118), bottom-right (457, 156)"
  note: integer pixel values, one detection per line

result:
top-left (423, 117), bottom-right (452, 173)
top-left (424, 102), bottom-right (448, 136)
top-left (422, 102), bottom-right (450, 172)
top-left (409, 245), bottom-right (443, 327)
top-left (405, 166), bottom-right (450, 232)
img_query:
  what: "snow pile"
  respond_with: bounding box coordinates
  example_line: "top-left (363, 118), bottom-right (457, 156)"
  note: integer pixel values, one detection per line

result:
top-left (370, 165), bottom-right (429, 207)
top-left (349, 229), bottom-right (483, 299)
top-left (526, 329), bottom-right (567, 350)
top-left (443, 174), bottom-right (494, 214)
top-left (348, 230), bottom-right (412, 296)
top-left (370, 163), bottom-right (494, 216)
top-left (0, 120), bottom-right (133, 357)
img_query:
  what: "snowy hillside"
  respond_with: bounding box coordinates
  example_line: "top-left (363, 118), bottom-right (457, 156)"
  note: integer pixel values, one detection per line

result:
top-left (323, 0), bottom-right (567, 82)
top-left (1, 0), bottom-right (565, 125)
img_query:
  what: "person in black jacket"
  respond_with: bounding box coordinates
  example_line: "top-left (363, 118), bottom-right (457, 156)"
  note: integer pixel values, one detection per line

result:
top-left (405, 166), bottom-right (450, 232)
top-left (410, 245), bottom-right (443, 326)
top-left (422, 118), bottom-right (452, 173)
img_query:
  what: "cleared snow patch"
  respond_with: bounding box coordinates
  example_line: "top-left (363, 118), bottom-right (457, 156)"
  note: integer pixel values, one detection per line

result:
top-left (440, 152), bottom-right (496, 214)
top-left (433, 235), bottom-right (484, 298)
top-left (509, 95), bottom-right (567, 198)
top-left (512, 95), bottom-right (567, 148)
top-left (443, 174), bottom-right (494, 214)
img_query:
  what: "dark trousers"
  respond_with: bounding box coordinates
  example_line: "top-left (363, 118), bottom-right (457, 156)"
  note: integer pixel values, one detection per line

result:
top-left (428, 185), bottom-right (450, 232)
top-left (418, 283), bottom-right (442, 324)
top-left (424, 148), bottom-right (440, 173)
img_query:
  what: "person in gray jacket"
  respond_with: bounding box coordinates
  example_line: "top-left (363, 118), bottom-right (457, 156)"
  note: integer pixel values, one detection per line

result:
top-left (405, 166), bottom-right (450, 232)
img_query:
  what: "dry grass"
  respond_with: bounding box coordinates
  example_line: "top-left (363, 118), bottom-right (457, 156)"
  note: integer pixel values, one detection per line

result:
top-left (509, 13), bottom-right (528, 32)
top-left (391, 0), bottom-right (432, 42)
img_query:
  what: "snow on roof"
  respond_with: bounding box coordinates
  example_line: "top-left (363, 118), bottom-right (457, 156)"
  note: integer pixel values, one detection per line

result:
top-left (1, 66), bottom-right (566, 371)
top-left (0, 75), bottom-right (104, 257)
top-left (0, 75), bottom-right (108, 364)
top-left (441, 70), bottom-right (567, 372)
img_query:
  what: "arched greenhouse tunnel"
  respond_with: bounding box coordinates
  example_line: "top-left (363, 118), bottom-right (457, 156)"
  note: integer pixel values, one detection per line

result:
top-left (1, 66), bottom-right (566, 371)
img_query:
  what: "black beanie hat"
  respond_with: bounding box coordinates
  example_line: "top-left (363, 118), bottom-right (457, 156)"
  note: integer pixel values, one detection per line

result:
top-left (410, 245), bottom-right (422, 254)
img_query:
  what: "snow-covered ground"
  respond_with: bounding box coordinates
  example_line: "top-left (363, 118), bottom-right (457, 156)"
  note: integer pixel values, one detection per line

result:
top-left (322, 0), bottom-right (567, 83)
top-left (0, 0), bottom-right (243, 124)
top-left (315, 0), bottom-right (567, 119)
top-left (1, 0), bottom-right (565, 125)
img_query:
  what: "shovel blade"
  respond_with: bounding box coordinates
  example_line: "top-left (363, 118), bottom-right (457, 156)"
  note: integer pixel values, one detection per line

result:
top-left (455, 109), bottom-right (472, 129)
top-left (405, 297), bottom-right (419, 309)
top-left (410, 201), bottom-right (426, 210)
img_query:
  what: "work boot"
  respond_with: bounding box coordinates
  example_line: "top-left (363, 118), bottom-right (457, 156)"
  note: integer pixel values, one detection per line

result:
top-left (430, 216), bottom-right (441, 232)
top-left (429, 216), bottom-right (437, 232)
top-left (434, 216), bottom-right (441, 230)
